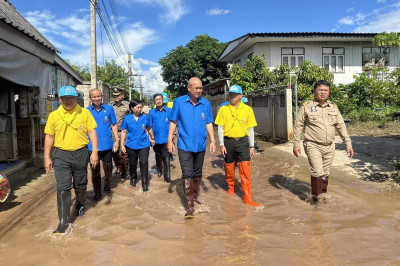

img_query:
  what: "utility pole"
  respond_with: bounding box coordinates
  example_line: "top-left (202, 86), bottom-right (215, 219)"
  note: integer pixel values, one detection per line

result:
top-left (132, 74), bottom-right (144, 99)
top-left (128, 53), bottom-right (132, 100)
top-left (90, 0), bottom-right (98, 89)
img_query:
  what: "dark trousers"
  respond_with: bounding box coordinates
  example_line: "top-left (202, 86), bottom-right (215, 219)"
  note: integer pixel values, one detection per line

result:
top-left (52, 147), bottom-right (89, 191)
top-left (224, 136), bottom-right (250, 164)
top-left (126, 147), bottom-right (150, 174)
top-left (89, 149), bottom-right (112, 164)
top-left (153, 143), bottom-right (170, 158)
top-left (178, 149), bottom-right (206, 179)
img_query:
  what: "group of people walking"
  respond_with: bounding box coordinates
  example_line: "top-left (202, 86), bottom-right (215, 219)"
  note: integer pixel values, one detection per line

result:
top-left (44, 77), bottom-right (353, 235)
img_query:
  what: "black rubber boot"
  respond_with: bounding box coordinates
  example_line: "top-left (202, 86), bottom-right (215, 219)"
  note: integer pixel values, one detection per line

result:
top-left (75, 188), bottom-right (87, 216)
top-left (156, 155), bottom-right (163, 177)
top-left (53, 190), bottom-right (71, 235)
top-left (162, 156), bottom-right (171, 183)
top-left (140, 162), bottom-right (149, 192)
top-left (130, 165), bottom-right (138, 187)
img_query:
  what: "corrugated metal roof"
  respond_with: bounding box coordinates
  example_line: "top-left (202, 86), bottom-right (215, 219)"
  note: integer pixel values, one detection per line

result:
top-left (0, 0), bottom-right (59, 53)
top-left (246, 32), bottom-right (377, 38)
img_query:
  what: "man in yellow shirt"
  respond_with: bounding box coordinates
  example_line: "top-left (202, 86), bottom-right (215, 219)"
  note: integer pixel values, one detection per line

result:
top-left (44, 86), bottom-right (98, 235)
top-left (215, 85), bottom-right (260, 207)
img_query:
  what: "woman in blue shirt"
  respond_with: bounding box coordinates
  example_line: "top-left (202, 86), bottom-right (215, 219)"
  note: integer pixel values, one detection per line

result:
top-left (120, 99), bottom-right (155, 192)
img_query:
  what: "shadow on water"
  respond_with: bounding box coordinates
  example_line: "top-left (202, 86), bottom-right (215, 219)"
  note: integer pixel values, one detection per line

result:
top-left (268, 174), bottom-right (310, 201)
top-left (336, 135), bottom-right (400, 183)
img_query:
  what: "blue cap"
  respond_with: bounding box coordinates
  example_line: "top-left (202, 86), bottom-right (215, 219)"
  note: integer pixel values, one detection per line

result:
top-left (241, 97), bottom-right (248, 103)
top-left (161, 92), bottom-right (168, 103)
top-left (228, 85), bottom-right (242, 94)
top-left (59, 86), bottom-right (78, 97)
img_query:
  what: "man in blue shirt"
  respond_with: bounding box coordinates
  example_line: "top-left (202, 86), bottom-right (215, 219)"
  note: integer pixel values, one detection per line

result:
top-left (88, 88), bottom-right (119, 200)
top-left (168, 77), bottom-right (216, 219)
top-left (148, 93), bottom-right (173, 183)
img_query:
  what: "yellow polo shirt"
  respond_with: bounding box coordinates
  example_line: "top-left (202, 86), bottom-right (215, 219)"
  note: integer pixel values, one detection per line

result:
top-left (44, 104), bottom-right (97, 151)
top-left (215, 102), bottom-right (257, 138)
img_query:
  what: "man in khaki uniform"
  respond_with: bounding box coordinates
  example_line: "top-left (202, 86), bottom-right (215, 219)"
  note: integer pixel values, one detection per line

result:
top-left (108, 87), bottom-right (130, 179)
top-left (293, 80), bottom-right (354, 203)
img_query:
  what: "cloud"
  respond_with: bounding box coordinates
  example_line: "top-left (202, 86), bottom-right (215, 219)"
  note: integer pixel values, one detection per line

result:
top-left (206, 8), bottom-right (231, 16)
top-left (346, 7), bottom-right (355, 13)
top-left (130, 58), bottom-right (167, 95)
top-left (354, 8), bottom-right (400, 32)
top-left (377, 0), bottom-right (386, 3)
top-left (23, 8), bottom-right (165, 94)
top-left (117, 0), bottom-right (189, 25)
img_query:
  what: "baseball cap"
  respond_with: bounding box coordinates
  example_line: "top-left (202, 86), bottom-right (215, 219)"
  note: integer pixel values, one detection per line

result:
top-left (161, 92), bottom-right (169, 103)
top-left (241, 97), bottom-right (248, 103)
top-left (228, 85), bottom-right (242, 94)
top-left (59, 86), bottom-right (78, 97)
top-left (112, 87), bottom-right (124, 96)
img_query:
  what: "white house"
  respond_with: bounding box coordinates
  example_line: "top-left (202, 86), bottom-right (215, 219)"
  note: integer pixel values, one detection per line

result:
top-left (218, 32), bottom-right (400, 85)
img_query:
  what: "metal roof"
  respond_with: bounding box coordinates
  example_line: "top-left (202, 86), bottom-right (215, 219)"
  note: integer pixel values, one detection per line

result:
top-left (0, 0), bottom-right (59, 53)
top-left (219, 32), bottom-right (378, 62)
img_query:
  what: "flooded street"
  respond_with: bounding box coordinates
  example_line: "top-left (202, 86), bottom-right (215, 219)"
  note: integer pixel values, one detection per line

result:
top-left (1, 140), bottom-right (400, 265)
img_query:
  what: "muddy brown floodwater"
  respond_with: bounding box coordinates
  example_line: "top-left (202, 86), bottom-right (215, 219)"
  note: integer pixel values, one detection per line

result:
top-left (1, 140), bottom-right (400, 265)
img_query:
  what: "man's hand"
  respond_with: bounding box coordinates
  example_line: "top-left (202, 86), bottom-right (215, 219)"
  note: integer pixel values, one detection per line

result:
top-left (220, 145), bottom-right (227, 158)
top-left (44, 157), bottom-right (52, 175)
top-left (209, 142), bottom-right (216, 155)
top-left (347, 147), bottom-right (354, 158)
top-left (150, 139), bottom-right (156, 147)
top-left (168, 139), bottom-right (175, 154)
top-left (293, 147), bottom-right (301, 157)
top-left (250, 148), bottom-right (255, 160)
top-left (90, 152), bottom-right (99, 168)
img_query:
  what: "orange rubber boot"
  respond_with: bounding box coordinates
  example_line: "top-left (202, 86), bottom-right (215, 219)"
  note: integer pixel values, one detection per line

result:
top-left (224, 162), bottom-right (235, 194)
top-left (238, 161), bottom-right (260, 207)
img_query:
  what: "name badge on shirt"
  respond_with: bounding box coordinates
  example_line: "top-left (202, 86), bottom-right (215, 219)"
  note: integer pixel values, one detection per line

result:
top-left (104, 116), bottom-right (108, 123)
top-left (310, 106), bottom-right (317, 112)
top-left (201, 112), bottom-right (205, 120)
top-left (165, 117), bottom-right (169, 123)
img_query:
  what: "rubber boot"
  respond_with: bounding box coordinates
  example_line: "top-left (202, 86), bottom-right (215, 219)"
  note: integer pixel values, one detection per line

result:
top-left (310, 175), bottom-right (323, 202)
top-left (75, 187), bottom-right (87, 216)
top-left (238, 161), bottom-right (260, 207)
top-left (120, 151), bottom-right (129, 179)
top-left (140, 162), bottom-right (149, 192)
top-left (53, 190), bottom-right (71, 235)
top-left (224, 162), bottom-right (235, 194)
top-left (112, 150), bottom-right (122, 175)
top-left (192, 176), bottom-right (202, 204)
top-left (182, 178), bottom-right (195, 219)
top-left (103, 163), bottom-right (112, 192)
top-left (162, 156), bottom-right (171, 183)
top-left (156, 155), bottom-right (163, 177)
top-left (321, 175), bottom-right (329, 194)
top-left (130, 165), bottom-right (138, 187)
top-left (91, 163), bottom-right (101, 201)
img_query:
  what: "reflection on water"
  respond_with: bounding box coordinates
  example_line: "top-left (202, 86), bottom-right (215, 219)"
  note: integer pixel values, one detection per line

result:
top-left (1, 143), bottom-right (400, 265)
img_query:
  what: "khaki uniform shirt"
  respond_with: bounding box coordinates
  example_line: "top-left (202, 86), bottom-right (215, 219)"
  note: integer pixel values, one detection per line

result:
top-left (108, 100), bottom-right (130, 130)
top-left (293, 100), bottom-right (351, 148)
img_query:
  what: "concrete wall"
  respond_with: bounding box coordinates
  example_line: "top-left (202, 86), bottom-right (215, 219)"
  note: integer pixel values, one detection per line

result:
top-left (77, 81), bottom-right (111, 108)
top-left (208, 89), bottom-right (293, 142)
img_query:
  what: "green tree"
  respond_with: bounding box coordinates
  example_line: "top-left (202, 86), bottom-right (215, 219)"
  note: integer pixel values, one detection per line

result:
top-left (159, 34), bottom-right (229, 96)
top-left (66, 60), bottom-right (91, 81)
top-left (372, 32), bottom-right (400, 49)
top-left (230, 54), bottom-right (274, 94)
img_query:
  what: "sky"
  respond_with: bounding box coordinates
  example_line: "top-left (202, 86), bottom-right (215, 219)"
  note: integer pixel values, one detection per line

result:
top-left (9, 0), bottom-right (400, 94)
